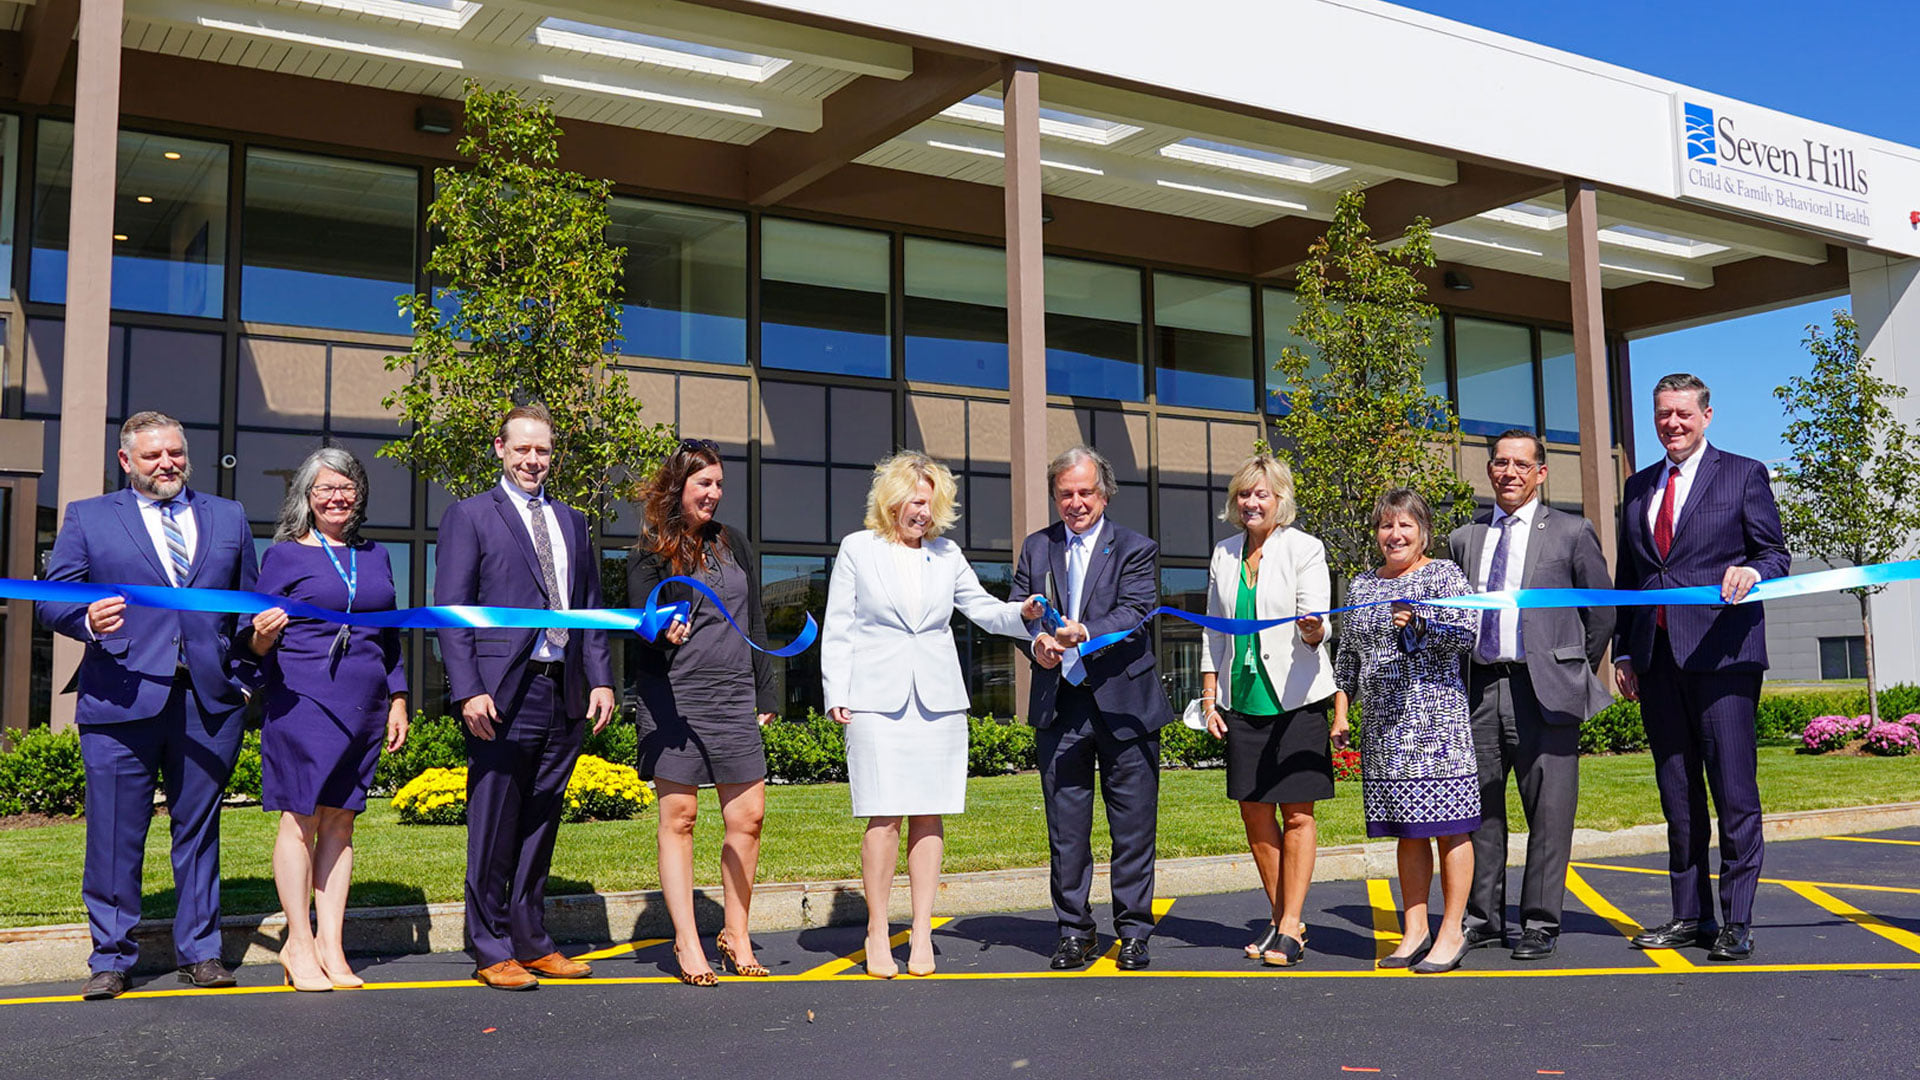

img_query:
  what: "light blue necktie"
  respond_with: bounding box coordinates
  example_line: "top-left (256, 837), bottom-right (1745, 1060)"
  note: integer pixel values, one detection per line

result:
top-left (161, 500), bottom-right (191, 664)
top-left (1061, 531), bottom-right (1089, 685)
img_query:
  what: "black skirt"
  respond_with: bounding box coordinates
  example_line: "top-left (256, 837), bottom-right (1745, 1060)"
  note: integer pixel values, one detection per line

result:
top-left (1223, 699), bottom-right (1336, 804)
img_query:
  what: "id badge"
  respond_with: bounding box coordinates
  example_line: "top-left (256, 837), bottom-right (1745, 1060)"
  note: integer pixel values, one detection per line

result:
top-left (329, 625), bottom-right (351, 661)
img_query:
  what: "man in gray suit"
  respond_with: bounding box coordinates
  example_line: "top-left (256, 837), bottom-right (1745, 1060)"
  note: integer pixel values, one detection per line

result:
top-left (1447, 429), bottom-right (1614, 961)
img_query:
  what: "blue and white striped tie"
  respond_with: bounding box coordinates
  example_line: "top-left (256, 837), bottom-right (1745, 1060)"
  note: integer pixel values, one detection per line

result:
top-left (160, 501), bottom-right (191, 586)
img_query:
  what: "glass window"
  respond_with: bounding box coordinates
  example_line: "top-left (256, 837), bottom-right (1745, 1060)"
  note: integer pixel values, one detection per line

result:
top-left (1265, 288), bottom-right (1444, 414)
top-left (242, 148), bottom-right (417, 334)
top-left (1154, 273), bottom-right (1253, 412)
top-left (954, 561), bottom-right (1015, 720)
top-left (1045, 256), bottom-right (1142, 401)
top-left (610, 197), bottom-right (746, 365)
top-left (33, 122), bottom-right (228, 318)
top-left (759, 218), bottom-right (889, 378)
top-left (904, 237), bottom-right (1007, 389)
top-left (0, 116), bottom-right (17, 296)
top-left (763, 555), bottom-right (832, 718)
top-left (1454, 317), bottom-right (1536, 437)
top-left (1158, 567), bottom-right (1210, 714)
top-left (1818, 636), bottom-right (1867, 681)
top-left (1540, 329), bottom-right (1580, 443)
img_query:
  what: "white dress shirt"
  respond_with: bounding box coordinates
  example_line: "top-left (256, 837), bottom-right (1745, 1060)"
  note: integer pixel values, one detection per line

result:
top-left (886, 538), bottom-right (928, 625)
top-left (1064, 516), bottom-right (1107, 622)
top-left (499, 476), bottom-right (571, 662)
top-left (1475, 497), bottom-right (1538, 662)
top-left (1645, 441), bottom-right (1708, 538)
top-left (133, 488), bottom-right (198, 586)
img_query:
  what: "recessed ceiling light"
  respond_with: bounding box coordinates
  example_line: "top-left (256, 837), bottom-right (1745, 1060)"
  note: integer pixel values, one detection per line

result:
top-left (1154, 179), bottom-right (1307, 211)
top-left (939, 94), bottom-right (1143, 146)
top-left (1157, 138), bottom-right (1345, 184)
top-left (531, 19), bottom-right (790, 82)
top-left (163, 151), bottom-right (182, 161)
top-left (924, 139), bottom-right (1106, 175)
top-left (112, 233), bottom-right (128, 241)
top-left (286, 0), bottom-right (478, 31)
top-left (135, 195), bottom-right (154, 204)
top-left (195, 16), bottom-right (466, 69)
top-left (537, 74), bottom-right (765, 119)
top-left (1431, 230), bottom-right (1545, 258)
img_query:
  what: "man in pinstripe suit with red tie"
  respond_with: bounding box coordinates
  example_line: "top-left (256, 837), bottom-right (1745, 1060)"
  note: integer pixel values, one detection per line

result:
top-left (1612, 373), bottom-right (1789, 962)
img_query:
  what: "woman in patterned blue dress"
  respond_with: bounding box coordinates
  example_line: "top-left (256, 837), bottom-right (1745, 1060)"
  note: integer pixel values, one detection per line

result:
top-left (1333, 487), bottom-right (1481, 974)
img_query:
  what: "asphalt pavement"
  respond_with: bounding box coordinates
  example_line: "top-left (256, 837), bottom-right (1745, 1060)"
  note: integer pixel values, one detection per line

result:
top-left (3, 827), bottom-right (1916, 1079)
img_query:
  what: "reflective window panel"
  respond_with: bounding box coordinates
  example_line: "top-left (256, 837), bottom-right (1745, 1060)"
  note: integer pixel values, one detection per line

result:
top-left (242, 148), bottom-right (417, 334)
top-left (904, 237), bottom-right (1008, 389)
top-left (1454, 317), bottom-right (1536, 437)
top-left (1045, 256), bottom-right (1143, 401)
top-left (760, 218), bottom-right (889, 378)
top-left (1539, 329), bottom-right (1580, 443)
top-left (611, 197), bottom-right (747, 365)
top-left (1154, 273), bottom-right (1254, 412)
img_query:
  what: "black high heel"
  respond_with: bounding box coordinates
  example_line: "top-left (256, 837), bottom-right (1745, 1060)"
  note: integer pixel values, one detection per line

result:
top-left (1376, 937), bottom-right (1433, 969)
top-left (1244, 923), bottom-right (1280, 960)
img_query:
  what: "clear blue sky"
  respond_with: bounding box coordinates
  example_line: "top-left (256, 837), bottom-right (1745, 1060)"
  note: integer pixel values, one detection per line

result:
top-left (1395, 0), bottom-right (1920, 467)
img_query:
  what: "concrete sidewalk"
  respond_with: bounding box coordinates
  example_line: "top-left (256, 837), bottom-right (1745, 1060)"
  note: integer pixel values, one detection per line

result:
top-left (6, 800), bottom-right (1917, 985)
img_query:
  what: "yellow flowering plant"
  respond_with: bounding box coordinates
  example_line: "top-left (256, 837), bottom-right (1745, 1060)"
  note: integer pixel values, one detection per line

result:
top-left (392, 766), bottom-right (470, 825)
top-left (391, 756), bottom-right (654, 825)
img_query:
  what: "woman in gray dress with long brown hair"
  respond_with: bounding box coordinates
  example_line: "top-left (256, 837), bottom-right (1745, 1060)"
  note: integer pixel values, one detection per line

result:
top-left (628, 438), bottom-right (777, 987)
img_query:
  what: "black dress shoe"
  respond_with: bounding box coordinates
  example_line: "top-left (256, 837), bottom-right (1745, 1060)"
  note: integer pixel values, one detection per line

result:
top-left (177, 959), bottom-right (237, 988)
top-left (1629, 918), bottom-right (1713, 950)
top-left (1115, 939), bottom-right (1150, 971)
top-left (81, 970), bottom-right (128, 1001)
top-left (1410, 946), bottom-right (1466, 974)
top-left (1511, 929), bottom-right (1556, 961)
top-left (1707, 923), bottom-right (1754, 961)
top-left (1375, 938), bottom-right (1433, 969)
top-left (1049, 936), bottom-right (1099, 970)
top-left (1462, 926), bottom-right (1506, 951)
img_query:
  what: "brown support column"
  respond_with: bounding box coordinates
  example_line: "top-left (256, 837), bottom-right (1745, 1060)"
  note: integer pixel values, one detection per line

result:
top-left (1005, 62), bottom-right (1046, 721)
top-left (1565, 179), bottom-right (1617, 567)
top-left (49, 0), bottom-right (125, 731)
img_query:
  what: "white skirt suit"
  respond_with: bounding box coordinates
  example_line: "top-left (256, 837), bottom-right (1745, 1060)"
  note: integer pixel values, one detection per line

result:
top-left (822, 529), bottom-right (1032, 816)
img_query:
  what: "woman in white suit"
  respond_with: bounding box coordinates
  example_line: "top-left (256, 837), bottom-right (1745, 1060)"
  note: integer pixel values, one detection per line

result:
top-left (1199, 453), bottom-right (1340, 968)
top-left (823, 451), bottom-right (1043, 978)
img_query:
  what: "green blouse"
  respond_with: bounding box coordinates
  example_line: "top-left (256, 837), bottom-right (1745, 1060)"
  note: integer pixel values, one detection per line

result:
top-left (1227, 558), bottom-right (1282, 716)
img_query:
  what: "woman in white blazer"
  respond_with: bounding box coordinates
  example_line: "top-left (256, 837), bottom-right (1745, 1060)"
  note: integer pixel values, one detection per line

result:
top-left (823, 451), bottom-right (1043, 978)
top-left (1199, 453), bottom-right (1339, 968)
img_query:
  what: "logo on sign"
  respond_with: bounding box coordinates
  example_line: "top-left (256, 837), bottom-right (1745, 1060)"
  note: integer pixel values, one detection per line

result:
top-left (1683, 103), bottom-right (1716, 165)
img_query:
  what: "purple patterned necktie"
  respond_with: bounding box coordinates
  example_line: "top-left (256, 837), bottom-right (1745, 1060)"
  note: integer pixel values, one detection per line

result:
top-left (1476, 517), bottom-right (1512, 664)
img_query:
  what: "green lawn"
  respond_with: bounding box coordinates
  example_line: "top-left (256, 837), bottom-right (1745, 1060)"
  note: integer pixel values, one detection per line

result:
top-left (3, 747), bottom-right (1916, 929)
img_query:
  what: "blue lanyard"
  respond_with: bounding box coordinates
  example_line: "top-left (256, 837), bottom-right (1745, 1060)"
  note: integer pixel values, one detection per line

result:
top-left (317, 535), bottom-right (358, 614)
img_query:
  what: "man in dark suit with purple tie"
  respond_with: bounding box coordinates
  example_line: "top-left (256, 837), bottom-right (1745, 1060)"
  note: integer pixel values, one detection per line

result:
top-left (435, 403), bottom-right (615, 991)
top-left (37, 411), bottom-right (260, 1000)
top-left (1613, 373), bottom-right (1789, 962)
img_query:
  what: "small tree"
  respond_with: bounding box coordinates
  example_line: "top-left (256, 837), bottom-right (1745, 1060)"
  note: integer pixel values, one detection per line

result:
top-left (1773, 310), bottom-right (1920, 724)
top-left (382, 82), bottom-right (675, 512)
top-left (1270, 188), bottom-right (1475, 588)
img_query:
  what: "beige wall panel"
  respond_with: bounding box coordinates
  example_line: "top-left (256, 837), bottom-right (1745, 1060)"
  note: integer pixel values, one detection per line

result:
top-left (968, 399), bottom-right (1010, 468)
top-left (905, 394), bottom-right (967, 462)
top-left (1457, 440), bottom-right (1495, 500)
top-left (1157, 416), bottom-right (1208, 486)
top-left (239, 338), bottom-right (326, 426)
top-left (1209, 421), bottom-right (1261, 481)
top-left (1546, 449), bottom-right (1583, 504)
top-left (680, 376), bottom-right (751, 454)
top-left (1105, 412), bottom-right (1150, 483)
top-left (328, 346), bottom-right (406, 430)
top-left (623, 370), bottom-right (677, 429)
top-left (1047, 406), bottom-right (1092, 459)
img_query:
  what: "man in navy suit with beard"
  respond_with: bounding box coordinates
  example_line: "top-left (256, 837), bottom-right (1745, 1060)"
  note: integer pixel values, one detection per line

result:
top-left (1613, 373), bottom-right (1789, 962)
top-left (435, 403), bottom-right (615, 990)
top-left (1013, 446), bottom-right (1174, 972)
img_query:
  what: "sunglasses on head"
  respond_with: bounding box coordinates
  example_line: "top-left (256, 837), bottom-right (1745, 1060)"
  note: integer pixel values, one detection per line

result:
top-left (679, 438), bottom-right (721, 456)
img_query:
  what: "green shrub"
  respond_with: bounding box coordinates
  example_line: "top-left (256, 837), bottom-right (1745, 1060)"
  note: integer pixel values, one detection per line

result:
top-left (373, 714), bottom-right (467, 796)
top-left (1755, 696), bottom-right (1813, 742)
top-left (1873, 683), bottom-right (1920, 719)
top-left (967, 717), bottom-right (1035, 776)
top-left (761, 711), bottom-right (847, 784)
top-left (1160, 722), bottom-right (1227, 769)
top-left (225, 729), bottom-right (263, 798)
top-left (1580, 700), bottom-right (1647, 755)
top-left (0, 727), bottom-right (86, 817)
top-left (582, 717), bottom-right (638, 769)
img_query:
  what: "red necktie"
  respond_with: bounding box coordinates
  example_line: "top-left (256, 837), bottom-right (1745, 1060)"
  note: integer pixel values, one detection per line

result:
top-left (1654, 464), bottom-right (1679, 629)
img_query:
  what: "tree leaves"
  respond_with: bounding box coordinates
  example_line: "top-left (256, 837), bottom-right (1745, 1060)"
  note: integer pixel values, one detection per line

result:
top-left (381, 81), bottom-right (676, 516)
top-left (1268, 189), bottom-right (1475, 587)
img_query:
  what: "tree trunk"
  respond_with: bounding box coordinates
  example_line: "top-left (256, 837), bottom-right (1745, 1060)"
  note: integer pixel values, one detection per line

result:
top-left (1861, 590), bottom-right (1879, 727)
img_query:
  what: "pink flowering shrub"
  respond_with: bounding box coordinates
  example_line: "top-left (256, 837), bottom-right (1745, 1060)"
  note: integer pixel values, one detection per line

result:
top-left (1801, 714), bottom-right (1871, 754)
top-left (1863, 720), bottom-right (1919, 757)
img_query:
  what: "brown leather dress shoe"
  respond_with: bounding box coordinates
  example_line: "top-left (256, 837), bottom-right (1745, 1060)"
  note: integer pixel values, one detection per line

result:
top-left (519, 952), bottom-right (592, 979)
top-left (474, 959), bottom-right (539, 991)
top-left (81, 970), bottom-right (128, 1001)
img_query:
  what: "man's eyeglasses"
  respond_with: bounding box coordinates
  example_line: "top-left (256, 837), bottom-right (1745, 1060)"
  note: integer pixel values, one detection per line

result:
top-left (679, 438), bottom-right (721, 455)
top-left (1488, 459), bottom-right (1539, 474)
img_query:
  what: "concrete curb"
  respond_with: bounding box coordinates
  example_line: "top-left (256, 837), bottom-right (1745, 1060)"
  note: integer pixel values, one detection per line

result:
top-left (5, 800), bottom-right (1917, 986)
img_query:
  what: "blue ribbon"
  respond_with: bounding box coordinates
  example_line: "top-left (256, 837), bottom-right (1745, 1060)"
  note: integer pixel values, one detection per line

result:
top-left (5, 575), bottom-right (818, 658)
top-left (1063, 558), bottom-right (1920, 660)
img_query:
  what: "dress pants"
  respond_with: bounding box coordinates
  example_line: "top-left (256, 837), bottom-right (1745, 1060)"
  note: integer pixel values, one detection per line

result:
top-left (1639, 631), bottom-right (1765, 925)
top-left (1037, 685), bottom-right (1161, 940)
top-left (464, 666), bottom-right (583, 968)
top-left (1463, 665), bottom-right (1580, 938)
top-left (78, 675), bottom-right (243, 972)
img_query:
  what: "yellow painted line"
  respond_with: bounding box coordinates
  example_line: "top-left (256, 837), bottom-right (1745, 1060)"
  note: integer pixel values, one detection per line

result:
top-left (1571, 861), bottom-right (1920, 897)
top-left (1564, 868), bottom-right (1695, 972)
top-left (1822, 835), bottom-right (1920, 848)
top-left (1366, 879), bottom-right (1402, 962)
top-left (791, 917), bottom-right (952, 980)
top-left (1079, 898), bottom-right (1176, 975)
top-left (1782, 882), bottom-right (1920, 956)
top-left (12, 960), bottom-right (1920, 1005)
top-left (570, 937), bottom-right (670, 962)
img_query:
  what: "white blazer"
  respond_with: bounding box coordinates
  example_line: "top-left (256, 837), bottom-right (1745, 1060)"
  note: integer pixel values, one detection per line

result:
top-left (1201, 526), bottom-right (1337, 712)
top-left (821, 529), bottom-right (1031, 715)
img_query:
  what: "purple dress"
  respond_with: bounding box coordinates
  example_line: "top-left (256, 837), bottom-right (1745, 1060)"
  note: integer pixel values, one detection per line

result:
top-left (256, 539), bottom-right (407, 815)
